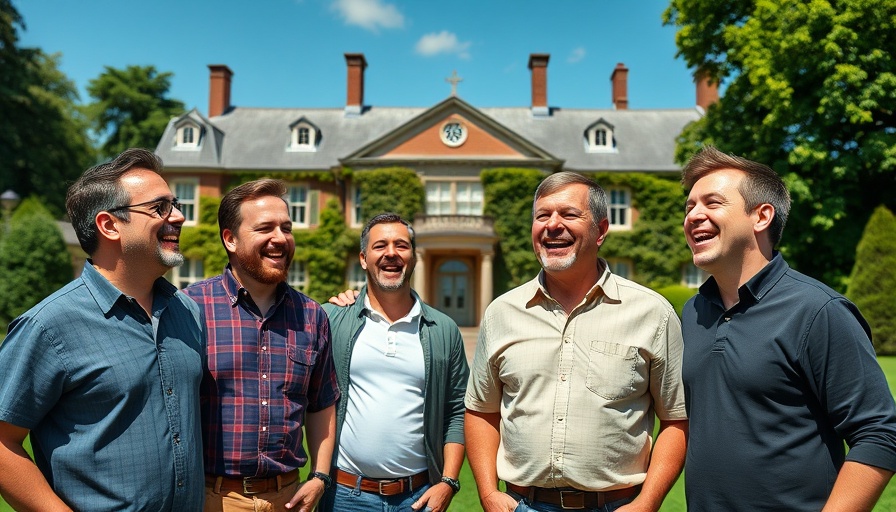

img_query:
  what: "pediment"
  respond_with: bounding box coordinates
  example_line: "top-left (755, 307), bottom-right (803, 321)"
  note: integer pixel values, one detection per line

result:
top-left (341, 97), bottom-right (560, 166)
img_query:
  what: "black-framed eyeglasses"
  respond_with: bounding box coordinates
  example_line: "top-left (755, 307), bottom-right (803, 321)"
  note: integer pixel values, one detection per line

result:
top-left (107, 197), bottom-right (181, 219)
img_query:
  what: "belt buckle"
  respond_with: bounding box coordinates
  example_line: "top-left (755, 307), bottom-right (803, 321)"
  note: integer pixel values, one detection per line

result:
top-left (559, 490), bottom-right (585, 510)
top-left (243, 477), bottom-right (263, 495)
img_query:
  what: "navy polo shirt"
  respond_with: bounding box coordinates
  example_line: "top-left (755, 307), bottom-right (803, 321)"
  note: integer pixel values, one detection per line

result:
top-left (682, 253), bottom-right (896, 511)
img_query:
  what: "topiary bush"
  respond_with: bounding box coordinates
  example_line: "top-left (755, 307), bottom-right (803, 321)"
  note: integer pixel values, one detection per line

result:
top-left (846, 205), bottom-right (896, 355)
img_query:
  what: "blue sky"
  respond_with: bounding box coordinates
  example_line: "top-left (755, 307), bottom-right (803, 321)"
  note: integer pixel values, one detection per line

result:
top-left (15, 0), bottom-right (699, 115)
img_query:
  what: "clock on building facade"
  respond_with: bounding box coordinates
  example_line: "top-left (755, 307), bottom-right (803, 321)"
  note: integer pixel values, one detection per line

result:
top-left (440, 121), bottom-right (468, 147)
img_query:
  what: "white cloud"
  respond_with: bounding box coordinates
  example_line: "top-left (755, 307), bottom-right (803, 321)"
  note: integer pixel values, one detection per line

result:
top-left (415, 31), bottom-right (472, 59)
top-left (568, 47), bottom-right (586, 64)
top-left (332, 0), bottom-right (404, 31)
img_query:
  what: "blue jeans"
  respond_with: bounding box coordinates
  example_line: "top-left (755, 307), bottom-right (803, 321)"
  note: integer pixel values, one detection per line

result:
top-left (508, 490), bottom-right (634, 512)
top-left (319, 481), bottom-right (432, 512)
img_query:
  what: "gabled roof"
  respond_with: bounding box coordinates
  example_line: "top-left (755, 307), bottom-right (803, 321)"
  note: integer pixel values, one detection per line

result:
top-left (156, 100), bottom-right (700, 174)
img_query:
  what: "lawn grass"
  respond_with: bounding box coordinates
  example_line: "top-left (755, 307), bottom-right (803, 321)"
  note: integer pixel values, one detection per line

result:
top-left (4, 358), bottom-right (896, 511)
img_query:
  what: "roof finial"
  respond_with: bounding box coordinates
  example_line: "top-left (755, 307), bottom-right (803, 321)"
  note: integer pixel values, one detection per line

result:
top-left (446, 70), bottom-right (463, 97)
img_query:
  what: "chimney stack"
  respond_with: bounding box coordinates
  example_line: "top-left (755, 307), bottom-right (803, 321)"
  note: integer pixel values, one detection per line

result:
top-left (345, 53), bottom-right (367, 117)
top-left (695, 70), bottom-right (719, 112)
top-left (528, 54), bottom-right (550, 117)
top-left (208, 65), bottom-right (233, 118)
top-left (611, 63), bottom-right (628, 110)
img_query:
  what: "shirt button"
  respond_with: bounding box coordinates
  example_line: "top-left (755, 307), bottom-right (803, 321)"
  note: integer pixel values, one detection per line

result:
top-left (564, 337), bottom-right (571, 343)
top-left (262, 426), bottom-right (267, 432)
top-left (262, 400), bottom-right (268, 406)
top-left (557, 417), bottom-right (564, 422)
top-left (262, 374), bottom-right (267, 379)
top-left (173, 434), bottom-right (180, 444)
top-left (166, 388), bottom-right (173, 395)
top-left (177, 480), bottom-right (184, 487)
top-left (262, 346), bottom-right (267, 351)
top-left (560, 375), bottom-right (567, 381)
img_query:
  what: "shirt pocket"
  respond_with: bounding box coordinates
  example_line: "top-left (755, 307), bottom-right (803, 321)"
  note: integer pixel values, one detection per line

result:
top-left (585, 340), bottom-right (639, 401)
top-left (285, 336), bottom-right (318, 397)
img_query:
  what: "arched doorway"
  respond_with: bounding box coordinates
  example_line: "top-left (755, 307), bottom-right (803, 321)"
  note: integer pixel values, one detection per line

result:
top-left (436, 259), bottom-right (472, 326)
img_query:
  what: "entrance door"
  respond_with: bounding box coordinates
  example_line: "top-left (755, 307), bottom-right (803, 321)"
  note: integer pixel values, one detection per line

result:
top-left (436, 259), bottom-right (472, 326)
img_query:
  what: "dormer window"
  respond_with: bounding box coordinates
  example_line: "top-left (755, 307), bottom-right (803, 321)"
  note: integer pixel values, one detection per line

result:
top-left (585, 120), bottom-right (617, 152)
top-left (175, 123), bottom-right (201, 149)
top-left (288, 120), bottom-right (319, 151)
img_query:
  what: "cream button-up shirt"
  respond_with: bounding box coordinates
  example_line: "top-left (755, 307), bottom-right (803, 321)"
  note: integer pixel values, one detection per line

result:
top-left (465, 261), bottom-right (686, 491)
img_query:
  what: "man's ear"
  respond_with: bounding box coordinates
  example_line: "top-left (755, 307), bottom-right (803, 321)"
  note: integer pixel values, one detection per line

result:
top-left (359, 251), bottom-right (367, 270)
top-left (595, 218), bottom-right (610, 248)
top-left (95, 212), bottom-right (122, 242)
top-left (754, 204), bottom-right (775, 235)
top-left (222, 228), bottom-right (237, 253)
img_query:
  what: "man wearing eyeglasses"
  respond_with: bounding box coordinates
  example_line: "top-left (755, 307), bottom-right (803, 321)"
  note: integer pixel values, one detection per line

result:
top-left (184, 179), bottom-right (339, 512)
top-left (0, 148), bottom-right (205, 511)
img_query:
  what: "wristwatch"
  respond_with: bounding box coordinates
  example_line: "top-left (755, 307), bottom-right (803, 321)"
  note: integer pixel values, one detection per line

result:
top-left (441, 476), bottom-right (461, 494)
top-left (309, 471), bottom-right (333, 490)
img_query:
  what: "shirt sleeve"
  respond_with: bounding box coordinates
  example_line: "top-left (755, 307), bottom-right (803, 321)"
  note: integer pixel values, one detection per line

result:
top-left (464, 314), bottom-right (501, 413)
top-left (802, 297), bottom-right (896, 472)
top-left (305, 306), bottom-right (340, 412)
top-left (649, 307), bottom-right (688, 421)
top-left (0, 315), bottom-right (67, 429)
top-left (444, 325), bottom-right (470, 445)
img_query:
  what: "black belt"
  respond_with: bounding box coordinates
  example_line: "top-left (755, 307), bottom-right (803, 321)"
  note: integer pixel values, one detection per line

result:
top-left (506, 483), bottom-right (641, 509)
top-left (205, 469), bottom-right (299, 495)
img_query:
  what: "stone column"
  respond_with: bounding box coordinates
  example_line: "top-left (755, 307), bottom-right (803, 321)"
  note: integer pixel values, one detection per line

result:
top-left (479, 252), bottom-right (493, 324)
top-left (414, 249), bottom-right (427, 300)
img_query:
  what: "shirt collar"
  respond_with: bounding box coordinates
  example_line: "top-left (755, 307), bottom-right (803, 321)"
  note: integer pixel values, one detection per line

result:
top-left (698, 252), bottom-right (789, 308)
top-left (362, 288), bottom-right (423, 325)
top-left (527, 258), bottom-right (616, 308)
top-left (221, 264), bottom-right (289, 308)
top-left (81, 260), bottom-right (177, 315)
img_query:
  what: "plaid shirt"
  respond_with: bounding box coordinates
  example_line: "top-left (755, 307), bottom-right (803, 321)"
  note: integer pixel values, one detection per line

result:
top-left (185, 267), bottom-right (339, 477)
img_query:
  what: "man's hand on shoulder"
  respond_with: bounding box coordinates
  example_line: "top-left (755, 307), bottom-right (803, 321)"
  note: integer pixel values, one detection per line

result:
top-left (328, 289), bottom-right (360, 307)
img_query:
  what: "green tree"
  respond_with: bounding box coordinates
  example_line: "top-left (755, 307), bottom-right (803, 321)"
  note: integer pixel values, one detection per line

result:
top-left (84, 65), bottom-right (185, 158)
top-left (846, 205), bottom-right (896, 354)
top-left (0, 197), bottom-right (73, 330)
top-left (664, 0), bottom-right (896, 288)
top-left (295, 198), bottom-right (356, 303)
top-left (353, 167), bottom-right (425, 223)
top-left (0, 0), bottom-right (95, 217)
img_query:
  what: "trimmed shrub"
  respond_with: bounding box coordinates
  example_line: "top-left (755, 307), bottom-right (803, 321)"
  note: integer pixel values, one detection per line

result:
top-left (847, 205), bottom-right (896, 354)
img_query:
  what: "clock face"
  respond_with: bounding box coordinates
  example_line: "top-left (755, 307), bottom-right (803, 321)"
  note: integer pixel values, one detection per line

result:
top-left (440, 121), bottom-right (468, 147)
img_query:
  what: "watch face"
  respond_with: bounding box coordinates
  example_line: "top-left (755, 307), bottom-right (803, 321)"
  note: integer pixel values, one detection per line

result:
top-left (440, 121), bottom-right (468, 147)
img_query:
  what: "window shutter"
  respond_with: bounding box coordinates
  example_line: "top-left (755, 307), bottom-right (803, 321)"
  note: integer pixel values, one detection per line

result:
top-left (309, 190), bottom-right (320, 226)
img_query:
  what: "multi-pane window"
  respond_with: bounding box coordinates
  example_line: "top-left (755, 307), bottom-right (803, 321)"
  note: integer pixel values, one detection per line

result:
top-left (297, 127), bottom-right (310, 145)
top-left (290, 124), bottom-right (316, 150)
top-left (586, 124), bottom-right (615, 152)
top-left (176, 124), bottom-right (199, 148)
top-left (182, 126), bottom-right (194, 144)
top-left (426, 181), bottom-right (483, 215)
top-left (288, 261), bottom-right (308, 291)
top-left (351, 184), bottom-right (363, 227)
top-left (608, 188), bottom-right (630, 229)
top-left (172, 180), bottom-right (198, 224)
top-left (346, 260), bottom-right (366, 290)
top-left (172, 258), bottom-right (204, 289)
top-left (288, 185), bottom-right (309, 226)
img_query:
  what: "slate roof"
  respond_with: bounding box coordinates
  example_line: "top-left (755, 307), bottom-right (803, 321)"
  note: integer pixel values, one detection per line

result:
top-left (156, 102), bottom-right (700, 174)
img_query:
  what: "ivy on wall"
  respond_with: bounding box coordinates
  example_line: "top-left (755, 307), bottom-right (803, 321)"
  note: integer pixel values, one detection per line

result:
top-left (179, 195), bottom-right (228, 276)
top-left (294, 198), bottom-right (357, 303)
top-left (353, 167), bottom-right (425, 223)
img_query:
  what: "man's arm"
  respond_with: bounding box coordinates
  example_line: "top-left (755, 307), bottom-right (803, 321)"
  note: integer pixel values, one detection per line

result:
top-left (822, 461), bottom-right (894, 512)
top-left (619, 419), bottom-right (688, 512)
top-left (465, 410), bottom-right (517, 512)
top-left (411, 442), bottom-right (465, 512)
top-left (0, 421), bottom-right (71, 512)
top-left (286, 404), bottom-right (336, 511)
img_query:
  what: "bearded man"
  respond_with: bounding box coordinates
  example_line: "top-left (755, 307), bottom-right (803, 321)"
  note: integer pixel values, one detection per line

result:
top-left (185, 179), bottom-right (340, 512)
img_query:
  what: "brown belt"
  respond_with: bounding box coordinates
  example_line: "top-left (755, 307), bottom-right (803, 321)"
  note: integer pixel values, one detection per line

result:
top-left (205, 469), bottom-right (299, 495)
top-left (506, 483), bottom-right (641, 510)
top-left (334, 468), bottom-right (429, 496)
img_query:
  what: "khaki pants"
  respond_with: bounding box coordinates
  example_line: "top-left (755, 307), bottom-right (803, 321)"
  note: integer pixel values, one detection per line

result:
top-left (204, 480), bottom-right (298, 511)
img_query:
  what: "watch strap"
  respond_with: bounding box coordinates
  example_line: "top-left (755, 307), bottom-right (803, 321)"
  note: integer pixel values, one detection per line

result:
top-left (440, 476), bottom-right (460, 494)
top-left (309, 471), bottom-right (333, 490)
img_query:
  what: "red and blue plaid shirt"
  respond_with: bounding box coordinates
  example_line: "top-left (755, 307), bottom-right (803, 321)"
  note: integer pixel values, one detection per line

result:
top-left (185, 266), bottom-right (339, 477)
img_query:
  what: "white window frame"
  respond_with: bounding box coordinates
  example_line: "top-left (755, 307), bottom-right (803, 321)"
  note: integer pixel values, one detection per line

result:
top-left (175, 123), bottom-right (200, 149)
top-left (171, 258), bottom-right (204, 289)
top-left (287, 184), bottom-right (310, 227)
top-left (606, 258), bottom-right (633, 280)
top-left (607, 187), bottom-right (631, 230)
top-left (288, 260), bottom-right (308, 291)
top-left (350, 183), bottom-right (363, 228)
top-left (288, 123), bottom-right (317, 151)
top-left (682, 263), bottom-right (709, 288)
top-left (346, 260), bottom-right (366, 290)
top-left (425, 180), bottom-right (483, 216)
top-left (586, 124), bottom-right (616, 153)
top-left (170, 178), bottom-right (198, 226)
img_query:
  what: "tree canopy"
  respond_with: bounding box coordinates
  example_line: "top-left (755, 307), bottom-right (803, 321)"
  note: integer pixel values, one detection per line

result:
top-left (0, 0), bottom-right (95, 217)
top-left (84, 65), bottom-right (185, 158)
top-left (664, 0), bottom-right (896, 288)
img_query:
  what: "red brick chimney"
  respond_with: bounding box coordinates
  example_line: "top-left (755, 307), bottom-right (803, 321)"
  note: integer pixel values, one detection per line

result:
top-left (611, 63), bottom-right (628, 110)
top-left (528, 54), bottom-right (550, 116)
top-left (345, 53), bottom-right (367, 116)
top-left (695, 70), bottom-right (719, 112)
top-left (208, 65), bottom-right (233, 118)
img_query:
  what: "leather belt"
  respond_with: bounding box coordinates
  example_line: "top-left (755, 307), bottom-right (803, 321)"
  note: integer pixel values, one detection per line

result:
top-left (506, 483), bottom-right (641, 510)
top-left (205, 469), bottom-right (299, 495)
top-left (334, 468), bottom-right (428, 496)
